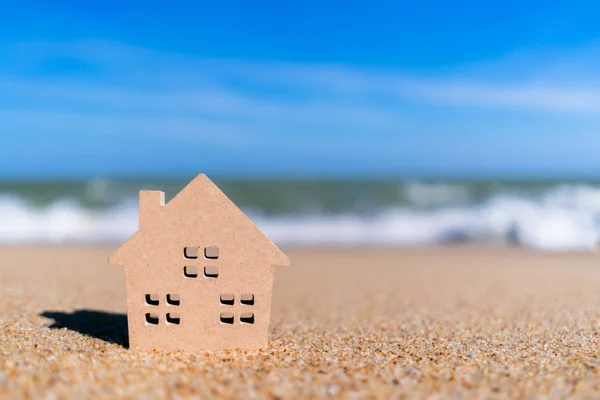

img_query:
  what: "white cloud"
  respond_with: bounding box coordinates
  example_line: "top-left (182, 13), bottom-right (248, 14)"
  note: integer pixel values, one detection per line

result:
top-left (6, 39), bottom-right (600, 114)
top-left (0, 109), bottom-right (247, 144)
top-left (0, 76), bottom-right (405, 131)
top-left (2, 38), bottom-right (600, 154)
top-left (394, 79), bottom-right (600, 112)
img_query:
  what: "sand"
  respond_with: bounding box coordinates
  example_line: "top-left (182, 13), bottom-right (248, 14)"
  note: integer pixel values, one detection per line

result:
top-left (2, 245), bottom-right (600, 398)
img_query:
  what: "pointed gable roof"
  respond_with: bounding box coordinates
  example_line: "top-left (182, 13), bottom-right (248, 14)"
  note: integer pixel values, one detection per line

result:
top-left (109, 174), bottom-right (289, 268)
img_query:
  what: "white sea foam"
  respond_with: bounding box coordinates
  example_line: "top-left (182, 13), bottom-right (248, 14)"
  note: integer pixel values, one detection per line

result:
top-left (0, 195), bottom-right (138, 243)
top-left (1, 184), bottom-right (600, 251)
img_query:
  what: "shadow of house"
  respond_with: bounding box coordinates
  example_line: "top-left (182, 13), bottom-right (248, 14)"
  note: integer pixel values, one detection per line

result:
top-left (41, 310), bottom-right (129, 348)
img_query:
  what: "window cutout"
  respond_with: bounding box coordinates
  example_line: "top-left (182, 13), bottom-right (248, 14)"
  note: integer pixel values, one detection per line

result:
top-left (184, 265), bottom-right (198, 278)
top-left (184, 247), bottom-right (198, 259)
top-left (240, 293), bottom-right (254, 305)
top-left (204, 266), bottom-right (219, 278)
top-left (204, 247), bottom-right (219, 259)
top-left (240, 312), bottom-right (255, 324)
top-left (145, 313), bottom-right (159, 325)
top-left (166, 313), bottom-right (181, 325)
top-left (145, 294), bottom-right (159, 306)
top-left (167, 293), bottom-right (180, 306)
top-left (220, 312), bottom-right (234, 324)
top-left (220, 294), bottom-right (234, 305)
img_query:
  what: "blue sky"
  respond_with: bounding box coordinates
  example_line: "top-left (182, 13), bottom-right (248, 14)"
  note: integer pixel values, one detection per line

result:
top-left (2, 1), bottom-right (600, 178)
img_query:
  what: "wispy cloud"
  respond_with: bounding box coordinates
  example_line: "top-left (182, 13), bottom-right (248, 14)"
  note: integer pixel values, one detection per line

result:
top-left (395, 79), bottom-right (600, 112)
top-left (0, 76), bottom-right (405, 130)
top-left (219, 57), bottom-right (600, 113)
top-left (2, 38), bottom-right (600, 158)
top-left (0, 109), bottom-right (246, 145)
top-left (5, 39), bottom-right (600, 113)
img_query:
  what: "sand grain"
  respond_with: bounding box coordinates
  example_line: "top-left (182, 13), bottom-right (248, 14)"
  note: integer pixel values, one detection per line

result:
top-left (2, 246), bottom-right (600, 398)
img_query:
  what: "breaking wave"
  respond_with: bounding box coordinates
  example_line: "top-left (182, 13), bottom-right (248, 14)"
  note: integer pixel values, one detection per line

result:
top-left (2, 184), bottom-right (600, 251)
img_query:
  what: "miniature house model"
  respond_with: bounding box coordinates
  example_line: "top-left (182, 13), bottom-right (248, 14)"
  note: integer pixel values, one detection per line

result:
top-left (109, 174), bottom-right (290, 351)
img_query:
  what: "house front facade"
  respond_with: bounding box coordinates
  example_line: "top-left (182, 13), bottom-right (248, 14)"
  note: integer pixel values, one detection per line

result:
top-left (110, 175), bottom-right (290, 351)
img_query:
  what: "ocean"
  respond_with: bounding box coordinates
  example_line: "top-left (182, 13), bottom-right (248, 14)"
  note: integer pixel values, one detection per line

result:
top-left (1, 178), bottom-right (600, 251)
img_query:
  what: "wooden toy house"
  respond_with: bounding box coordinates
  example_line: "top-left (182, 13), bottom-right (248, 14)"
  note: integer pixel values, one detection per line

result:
top-left (109, 174), bottom-right (290, 351)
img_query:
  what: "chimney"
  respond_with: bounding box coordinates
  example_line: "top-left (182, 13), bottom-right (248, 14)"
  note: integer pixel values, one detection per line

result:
top-left (139, 190), bottom-right (165, 228)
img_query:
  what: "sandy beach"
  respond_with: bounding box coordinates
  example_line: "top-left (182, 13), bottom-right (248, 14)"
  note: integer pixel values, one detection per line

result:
top-left (2, 245), bottom-right (600, 398)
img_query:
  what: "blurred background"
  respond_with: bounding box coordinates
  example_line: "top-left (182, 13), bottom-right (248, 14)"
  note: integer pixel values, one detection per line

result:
top-left (1, 1), bottom-right (600, 251)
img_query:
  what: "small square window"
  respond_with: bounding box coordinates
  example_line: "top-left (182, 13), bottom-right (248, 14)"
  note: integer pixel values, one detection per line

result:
top-left (145, 313), bottom-right (159, 325)
top-left (184, 247), bottom-right (199, 259)
top-left (220, 294), bottom-right (234, 305)
top-left (204, 266), bottom-right (219, 278)
top-left (166, 313), bottom-right (181, 325)
top-left (166, 293), bottom-right (180, 306)
top-left (240, 293), bottom-right (254, 305)
top-left (220, 312), bottom-right (234, 324)
top-left (240, 312), bottom-right (255, 324)
top-left (204, 247), bottom-right (219, 259)
top-left (145, 293), bottom-right (159, 306)
top-left (184, 265), bottom-right (198, 278)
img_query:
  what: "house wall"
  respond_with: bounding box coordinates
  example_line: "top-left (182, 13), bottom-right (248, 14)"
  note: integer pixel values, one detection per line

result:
top-left (124, 242), bottom-right (276, 351)
top-left (118, 176), bottom-right (288, 351)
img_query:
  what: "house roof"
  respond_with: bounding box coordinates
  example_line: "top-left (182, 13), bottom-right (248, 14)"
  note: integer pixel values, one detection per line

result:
top-left (109, 174), bottom-right (289, 268)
